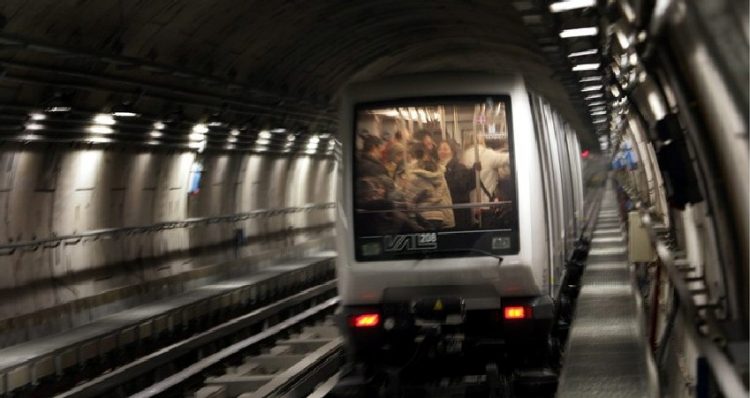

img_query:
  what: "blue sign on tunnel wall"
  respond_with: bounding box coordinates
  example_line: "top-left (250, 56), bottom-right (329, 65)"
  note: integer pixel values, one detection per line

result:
top-left (189, 161), bottom-right (203, 194)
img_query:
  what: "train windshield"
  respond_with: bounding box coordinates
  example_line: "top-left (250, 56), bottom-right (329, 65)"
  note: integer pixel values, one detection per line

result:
top-left (353, 96), bottom-right (519, 261)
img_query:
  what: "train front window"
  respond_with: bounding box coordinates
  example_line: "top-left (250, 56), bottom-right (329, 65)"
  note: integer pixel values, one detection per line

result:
top-left (353, 96), bottom-right (520, 261)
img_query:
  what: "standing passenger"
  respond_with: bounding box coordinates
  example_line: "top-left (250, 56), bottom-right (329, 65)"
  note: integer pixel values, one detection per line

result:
top-left (438, 140), bottom-right (476, 229)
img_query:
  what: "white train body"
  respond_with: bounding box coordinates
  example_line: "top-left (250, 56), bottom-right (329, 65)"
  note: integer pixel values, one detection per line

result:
top-left (335, 73), bottom-right (584, 368)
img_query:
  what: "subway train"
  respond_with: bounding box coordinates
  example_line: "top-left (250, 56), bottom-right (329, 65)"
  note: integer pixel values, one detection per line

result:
top-left (335, 73), bottom-right (590, 390)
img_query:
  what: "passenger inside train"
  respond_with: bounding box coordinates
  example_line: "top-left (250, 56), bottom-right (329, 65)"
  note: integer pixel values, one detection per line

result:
top-left (353, 99), bottom-right (517, 260)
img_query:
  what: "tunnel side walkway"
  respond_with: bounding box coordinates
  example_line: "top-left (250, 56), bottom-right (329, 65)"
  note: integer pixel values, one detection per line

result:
top-left (556, 186), bottom-right (658, 398)
top-left (0, 248), bottom-right (335, 394)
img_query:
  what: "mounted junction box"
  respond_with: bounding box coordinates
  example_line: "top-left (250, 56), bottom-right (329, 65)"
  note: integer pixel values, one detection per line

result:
top-left (628, 211), bottom-right (656, 262)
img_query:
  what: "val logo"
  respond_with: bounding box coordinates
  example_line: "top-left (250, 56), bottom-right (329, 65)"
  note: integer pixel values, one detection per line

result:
top-left (384, 233), bottom-right (437, 252)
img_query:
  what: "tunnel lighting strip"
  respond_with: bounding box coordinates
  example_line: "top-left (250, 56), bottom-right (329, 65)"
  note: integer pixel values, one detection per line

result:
top-left (0, 202), bottom-right (336, 256)
top-left (559, 27), bottom-right (598, 38)
top-left (580, 76), bottom-right (603, 82)
top-left (549, 0), bottom-right (596, 13)
top-left (568, 49), bottom-right (598, 58)
top-left (572, 63), bottom-right (600, 71)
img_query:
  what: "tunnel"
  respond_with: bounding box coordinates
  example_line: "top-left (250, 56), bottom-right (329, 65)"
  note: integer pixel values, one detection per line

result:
top-left (0, 0), bottom-right (746, 397)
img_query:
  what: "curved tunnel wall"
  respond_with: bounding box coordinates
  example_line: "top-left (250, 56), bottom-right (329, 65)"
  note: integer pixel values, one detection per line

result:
top-left (0, 143), bottom-right (336, 347)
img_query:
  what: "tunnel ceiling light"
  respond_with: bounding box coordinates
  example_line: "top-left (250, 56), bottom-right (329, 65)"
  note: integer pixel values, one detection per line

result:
top-left (112, 111), bottom-right (138, 117)
top-left (588, 101), bottom-right (606, 106)
top-left (24, 122), bottom-right (44, 130)
top-left (585, 93), bottom-right (604, 99)
top-left (88, 125), bottom-right (114, 134)
top-left (230, 128), bottom-right (240, 136)
top-left (591, 110), bottom-right (607, 116)
top-left (581, 85), bottom-right (603, 92)
top-left (271, 128), bottom-right (286, 133)
top-left (150, 131), bottom-right (163, 138)
top-left (579, 76), bottom-right (603, 83)
top-left (258, 130), bottom-right (272, 139)
top-left (256, 138), bottom-right (271, 146)
top-left (225, 144), bottom-right (235, 150)
top-left (568, 49), bottom-right (598, 58)
top-left (192, 123), bottom-right (209, 134)
top-left (609, 85), bottom-right (622, 98)
top-left (227, 137), bottom-right (237, 143)
top-left (189, 133), bottom-right (206, 141)
top-left (89, 136), bottom-right (112, 144)
top-left (45, 106), bottom-right (72, 113)
top-left (93, 114), bottom-right (116, 126)
top-left (308, 135), bottom-right (320, 144)
top-left (590, 106), bottom-right (606, 113)
top-left (550, 0), bottom-right (596, 13)
top-left (559, 27), bottom-right (598, 39)
top-left (593, 118), bottom-right (607, 124)
top-left (147, 140), bottom-right (160, 146)
top-left (319, 133), bottom-right (331, 139)
top-left (306, 142), bottom-right (319, 150)
top-left (572, 63), bottom-right (600, 72)
top-left (20, 134), bottom-right (41, 141)
top-left (287, 134), bottom-right (296, 142)
top-left (29, 112), bottom-right (46, 121)
top-left (153, 121), bottom-right (165, 130)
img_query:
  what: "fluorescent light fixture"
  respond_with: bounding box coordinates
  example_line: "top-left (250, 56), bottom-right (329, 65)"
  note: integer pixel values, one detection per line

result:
top-left (225, 144), bottom-right (236, 150)
top-left (189, 133), bottom-right (206, 141)
top-left (45, 106), bottom-right (72, 113)
top-left (207, 121), bottom-right (223, 127)
top-left (25, 123), bottom-right (43, 130)
top-left (258, 131), bottom-right (272, 139)
top-left (150, 131), bottom-right (163, 138)
top-left (227, 137), bottom-right (237, 143)
top-left (89, 136), bottom-right (112, 144)
top-left (271, 128), bottom-right (286, 133)
top-left (550, 0), bottom-right (596, 13)
top-left (581, 85), bottom-right (603, 92)
top-left (284, 141), bottom-right (294, 148)
top-left (560, 27), bottom-right (598, 38)
top-left (319, 133), bottom-right (331, 139)
top-left (256, 138), bottom-right (270, 146)
top-left (230, 128), bottom-right (240, 136)
top-left (192, 123), bottom-right (208, 134)
top-left (585, 93), bottom-right (604, 99)
top-left (112, 111), bottom-right (138, 117)
top-left (572, 63), bottom-right (600, 71)
top-left (21, 134), bottom-right (41, 141)
top-left (88, 125), bottom-right (114, 134)
top-left (580, 76), bottom-right (602, 82)
top-left (29, 113), bottom-right (46, 121)
top-left (590, 106), bottom-right (606, 113)
top-left (287, 134), bottom-right (296, 142)
top-left (610, 85), bottom-right (622, 98)
top-left (593, 118), bottom-right (607, 124)
top-left (147, 140), bottom-right (160, 146)
top-left (306, 142), bottom-right (319, 150)
top-left (308, 135), bottom-right (320, 144)
top-left (588, 101), bottom-right (606, 106)
top-left (153, 121), bottom-right (165, 130)
top-left (591, 111), bottom-right (607, 116)
top-left (93, 114), bottom-right (116, 125)
top-left (568, 49), bottom-right (598, 58)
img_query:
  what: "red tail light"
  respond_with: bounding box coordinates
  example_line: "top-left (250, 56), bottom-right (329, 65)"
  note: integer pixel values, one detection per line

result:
top-left (351, 313), bottom-right (380, 328)
top-left (504, 306), bottom-right (531, 320)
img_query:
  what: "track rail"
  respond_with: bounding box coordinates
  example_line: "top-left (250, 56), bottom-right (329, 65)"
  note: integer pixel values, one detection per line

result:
top-left (55, 282), bottom-right (338, 398)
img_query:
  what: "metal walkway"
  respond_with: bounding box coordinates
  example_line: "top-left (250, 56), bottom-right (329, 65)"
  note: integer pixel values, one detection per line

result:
top-left (556, 185), bottom-right (658, 398)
